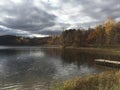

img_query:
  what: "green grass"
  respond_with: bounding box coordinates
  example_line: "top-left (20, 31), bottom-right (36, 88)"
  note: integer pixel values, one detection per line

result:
top-left (52, 70), bottom-right (120, 90)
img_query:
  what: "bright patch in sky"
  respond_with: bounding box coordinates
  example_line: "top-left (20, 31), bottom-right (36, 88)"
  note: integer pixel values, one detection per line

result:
top-left (10, 0), bottom-right (23, 4)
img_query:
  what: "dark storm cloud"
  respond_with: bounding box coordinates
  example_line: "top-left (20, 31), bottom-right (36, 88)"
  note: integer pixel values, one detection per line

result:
top-left (0, 0), bottom-right (57, 37)
top-left (0, 0), bottom-right (120, 36)
top-left (0, 0), bottom-right (56, 31)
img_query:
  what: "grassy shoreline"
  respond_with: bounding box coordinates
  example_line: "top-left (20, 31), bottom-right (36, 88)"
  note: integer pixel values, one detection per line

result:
top-left (53, 70), bottom-right (120, 90)
top-left (62, 46), bottom-right (120, 56)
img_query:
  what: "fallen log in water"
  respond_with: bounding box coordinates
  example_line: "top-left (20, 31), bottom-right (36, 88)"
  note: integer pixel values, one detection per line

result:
top-left (95, 59), bottom-right (120, 68)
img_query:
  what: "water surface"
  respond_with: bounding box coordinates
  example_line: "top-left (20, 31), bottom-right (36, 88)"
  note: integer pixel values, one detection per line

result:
top-left (0, 46), bottom-right (118, 90)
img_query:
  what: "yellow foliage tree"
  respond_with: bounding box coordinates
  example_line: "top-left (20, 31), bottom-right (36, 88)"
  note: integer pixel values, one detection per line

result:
top-left (95, 25), bottom-right (105, 45)
top-left (105, 17), bottom-right (116, 44)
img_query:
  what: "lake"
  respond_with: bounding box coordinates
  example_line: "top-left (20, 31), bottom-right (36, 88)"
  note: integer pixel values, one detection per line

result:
top-left (0, 46), bottom-right (118, 90)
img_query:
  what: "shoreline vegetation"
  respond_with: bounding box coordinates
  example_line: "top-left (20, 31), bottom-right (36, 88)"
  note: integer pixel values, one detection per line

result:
top-left (53, 70), bottom-right (120, 90)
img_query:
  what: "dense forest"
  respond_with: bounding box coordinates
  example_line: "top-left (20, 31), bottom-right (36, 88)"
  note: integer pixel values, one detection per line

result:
top-left (0, 17), bottom-right (120, 47)
top-left (59, 17), bottom-right (120, 48)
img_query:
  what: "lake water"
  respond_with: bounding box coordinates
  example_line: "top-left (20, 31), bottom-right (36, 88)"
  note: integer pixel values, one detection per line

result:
top-left (0, 46), bottom-right (118, 90)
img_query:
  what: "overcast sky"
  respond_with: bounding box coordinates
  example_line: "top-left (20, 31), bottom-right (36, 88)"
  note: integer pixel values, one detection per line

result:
top-left (0, 0), bottom-right (120, 37)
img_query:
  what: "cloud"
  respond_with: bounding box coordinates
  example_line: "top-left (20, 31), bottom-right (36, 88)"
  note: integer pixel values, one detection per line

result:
top-left (0, 0), bottom-right (120, 37)
top-left (0, 25), bottom-right (48, 37)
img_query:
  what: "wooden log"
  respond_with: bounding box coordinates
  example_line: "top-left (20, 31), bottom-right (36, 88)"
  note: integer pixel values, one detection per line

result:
top-left (95, 59), bottom-right (120, 68)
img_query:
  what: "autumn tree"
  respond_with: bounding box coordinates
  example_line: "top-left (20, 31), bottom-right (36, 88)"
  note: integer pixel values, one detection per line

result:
top-left (74, 29), bottom-right (83, 46)
top-left (95, 25), bottom-right (105, 45)
top-left (113, 22), bottom-right (120, 44)
top-left (87, 29), bottom-right (97, 44)
top-left (105, 17), bottom-right (116, 44)
top-left (61, 29), bottom-right (76, 46)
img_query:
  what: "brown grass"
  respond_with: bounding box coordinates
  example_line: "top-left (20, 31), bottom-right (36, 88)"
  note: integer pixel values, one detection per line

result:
top-left (53, 70), bottom-right (120, 90)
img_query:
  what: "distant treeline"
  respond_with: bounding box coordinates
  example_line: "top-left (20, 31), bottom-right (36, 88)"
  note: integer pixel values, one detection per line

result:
top-left (59, 17), bottom-right (120, 47)
top-left (0, 17), bottom-right (120, 47)
top-left (0, 35), bottom-right (51, 46)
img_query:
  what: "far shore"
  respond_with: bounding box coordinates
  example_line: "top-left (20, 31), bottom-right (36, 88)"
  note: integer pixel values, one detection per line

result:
top-left (60, 46), bottom-right (120, 56)
top-left (1, 45), bottom-right (120, 56)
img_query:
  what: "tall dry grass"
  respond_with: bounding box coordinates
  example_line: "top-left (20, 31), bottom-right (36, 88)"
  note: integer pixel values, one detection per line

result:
top-left (52, 70), bottom-right (120, 90)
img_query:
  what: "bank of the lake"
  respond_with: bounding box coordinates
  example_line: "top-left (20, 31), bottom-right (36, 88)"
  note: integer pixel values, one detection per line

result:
top-left (63, 46), bottom-right (120, 56)
top-left (53, 70), bottom-right (120, 90)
